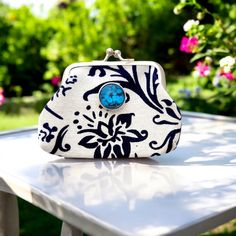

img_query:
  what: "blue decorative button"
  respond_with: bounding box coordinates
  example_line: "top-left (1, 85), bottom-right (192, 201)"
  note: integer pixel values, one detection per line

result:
top-left (99, 83), bottom-right (125, 110)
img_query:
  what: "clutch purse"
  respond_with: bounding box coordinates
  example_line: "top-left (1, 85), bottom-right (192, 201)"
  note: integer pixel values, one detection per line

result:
top-left (38, 48), bottom-right (182, 158)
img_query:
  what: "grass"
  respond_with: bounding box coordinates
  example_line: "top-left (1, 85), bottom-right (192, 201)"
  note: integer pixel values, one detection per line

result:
top-left (0, 112), bottom-right (38, 131)
top-left (1, 93), bottom-right (236, 235)
top-left (0, 94), bottom-right (51, 130)
top-left (18, 198), bottom-right (61, 236)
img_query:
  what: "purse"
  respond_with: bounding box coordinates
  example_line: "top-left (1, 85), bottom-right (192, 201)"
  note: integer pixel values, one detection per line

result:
top-left (38, 48), bottom-right (182, 158)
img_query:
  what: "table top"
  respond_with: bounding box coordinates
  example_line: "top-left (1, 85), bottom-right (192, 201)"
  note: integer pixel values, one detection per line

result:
top-left (0, 111), bottom-right (236, 236)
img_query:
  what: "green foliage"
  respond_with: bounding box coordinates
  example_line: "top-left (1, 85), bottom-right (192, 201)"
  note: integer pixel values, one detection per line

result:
top-left (41, 0), bottom-right (98, 79)
top-left (0, 92), bottom-right (51, 113)
top-left (0, 3), bottom-right (53, 96)
top-left (174, 0), bottom-right (236, 116)
top-left (0, 0), bottom-right (187, 96)
top-left (2, 0), bottom-right (236, 115)
top-left (42, 0), bottom-right (187, 78)
top-left (167, 75), bottom-right (236, 116)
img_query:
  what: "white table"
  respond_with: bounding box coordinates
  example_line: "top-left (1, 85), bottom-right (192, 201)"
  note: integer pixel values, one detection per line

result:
top-left (0, 111), bottom-right (236, 236)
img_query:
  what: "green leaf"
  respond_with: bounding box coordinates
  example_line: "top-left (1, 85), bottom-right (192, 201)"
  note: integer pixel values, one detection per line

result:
top-left (212, 48), bottom-right (230, 54)
top-left (190, 53), bottom-right (209, 63)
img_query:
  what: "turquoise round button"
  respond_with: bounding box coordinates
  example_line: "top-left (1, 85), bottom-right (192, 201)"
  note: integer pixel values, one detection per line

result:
top-left (99, 83), bottom-right (125, 110)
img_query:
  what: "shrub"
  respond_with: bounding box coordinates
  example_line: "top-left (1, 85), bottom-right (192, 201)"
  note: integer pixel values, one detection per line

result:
top-left (174, 0), bottom-right (236, 116)
top-left (0, 3), bottom-right (53, 97)
top-left (0, 0), bottom-right (188, 97)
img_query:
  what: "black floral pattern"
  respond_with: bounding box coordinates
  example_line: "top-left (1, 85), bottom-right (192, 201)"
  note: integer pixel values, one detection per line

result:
top-left (50, 125), bottom-right (71, 154)
top-left (85, 65), bottom-right (164, 113)
top-left (77, 113), bottom-right (148, 158)
top-left (45, 105), bottom-right (63, 120)
top-left (85, 66), bottom-right (182, 119)
top-left (149, 128), bottom-right (181, 154)
top-left (38, 123), bottom-right (58, 143)
top-left (39, 65), bottom-right (181, 158)
top-left (84, 65), bottom-right (181, 154)
top-left (51, 75), bottom-right (77, 101)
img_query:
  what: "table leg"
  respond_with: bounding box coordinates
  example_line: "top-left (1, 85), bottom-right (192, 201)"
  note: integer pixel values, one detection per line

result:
top-left (61, 222), bottom-right (83, 236)
top-left (0, 192), bottom-right (19, 236)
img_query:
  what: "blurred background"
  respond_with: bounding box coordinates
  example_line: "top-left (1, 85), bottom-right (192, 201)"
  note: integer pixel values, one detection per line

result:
top-left (0, 0), bottom-right (236, 132)
top-left (0, 0), bottom-right (235, 235)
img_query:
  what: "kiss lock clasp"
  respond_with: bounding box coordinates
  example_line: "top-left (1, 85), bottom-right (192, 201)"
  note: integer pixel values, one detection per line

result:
top-left (103, 48), bottom-right (134, 62)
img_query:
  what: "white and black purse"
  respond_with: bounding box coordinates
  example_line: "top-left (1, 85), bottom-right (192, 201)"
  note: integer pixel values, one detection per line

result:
top-left (38, 48), bottom-right (182, 158)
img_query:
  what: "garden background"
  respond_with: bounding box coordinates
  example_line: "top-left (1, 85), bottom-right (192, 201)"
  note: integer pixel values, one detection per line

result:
top-left (0, 0), bottom-right (235, 235)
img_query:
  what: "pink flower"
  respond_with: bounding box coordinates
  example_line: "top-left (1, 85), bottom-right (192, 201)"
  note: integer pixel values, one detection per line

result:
top-left (194, 61), bottom-right (211, 77)
top-left (180, 36), bottom-right (198, 53)
top-left (0, 88), bottom-right (5, 105)
top-left (51, 76), bottom-right (61, 86)
top-left (220, 71), bottom-right (234, 81)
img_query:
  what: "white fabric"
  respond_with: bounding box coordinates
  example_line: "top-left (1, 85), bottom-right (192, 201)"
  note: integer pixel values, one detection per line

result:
top-left (38, 62), bottom-right (181, 158)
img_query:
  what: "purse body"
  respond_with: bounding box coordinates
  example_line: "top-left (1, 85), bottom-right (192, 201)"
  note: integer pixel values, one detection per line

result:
top-left (38, 61), bottom-right (182, 158)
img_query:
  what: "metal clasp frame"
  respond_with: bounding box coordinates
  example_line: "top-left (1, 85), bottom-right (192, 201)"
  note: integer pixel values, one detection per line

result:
top-left (103, 48), bottom-right (134, 61)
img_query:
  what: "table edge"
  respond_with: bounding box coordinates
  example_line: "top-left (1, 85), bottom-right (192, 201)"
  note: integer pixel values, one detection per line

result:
top-left (0, 174), bottom-right (130, 236)
top-left (165, 207), bottom-right (236, 236)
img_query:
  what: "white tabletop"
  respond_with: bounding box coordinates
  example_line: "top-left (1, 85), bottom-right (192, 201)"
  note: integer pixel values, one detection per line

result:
top-left (0, 112), bottom-right (236, 236)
